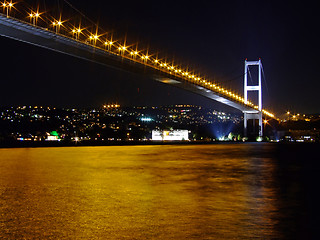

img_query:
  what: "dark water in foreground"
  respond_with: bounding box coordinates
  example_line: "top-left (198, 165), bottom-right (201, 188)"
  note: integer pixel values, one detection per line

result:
top-left (0, 143), bottom-right (319, 239)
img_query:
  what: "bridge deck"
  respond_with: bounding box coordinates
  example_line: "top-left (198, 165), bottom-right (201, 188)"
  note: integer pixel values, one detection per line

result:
top-left (0, 14), bottom-right (257, 113)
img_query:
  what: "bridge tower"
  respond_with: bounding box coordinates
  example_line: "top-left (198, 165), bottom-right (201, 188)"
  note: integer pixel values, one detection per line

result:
top-left (243, 59), bottom-right (263, 137)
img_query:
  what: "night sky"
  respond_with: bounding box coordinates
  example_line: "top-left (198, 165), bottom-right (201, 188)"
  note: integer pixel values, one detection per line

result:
top-left (0, 0), bottom-right (318, 116)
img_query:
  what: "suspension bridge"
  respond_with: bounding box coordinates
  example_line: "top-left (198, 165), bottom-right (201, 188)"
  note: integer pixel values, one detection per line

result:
top-left (0, 0), bottom-right (275, 137)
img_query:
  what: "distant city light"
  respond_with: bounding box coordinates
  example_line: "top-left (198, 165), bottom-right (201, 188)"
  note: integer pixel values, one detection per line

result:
top-left (140, 117), bottom-right (152, 122)
top-left (103, 104), bottom-right (120, 108)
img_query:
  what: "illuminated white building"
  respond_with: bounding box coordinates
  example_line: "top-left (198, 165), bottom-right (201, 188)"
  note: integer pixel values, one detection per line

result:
top-left (152, 130), bottom-right (189, 141)
top-left (46, 131), bottom-right (61, 141)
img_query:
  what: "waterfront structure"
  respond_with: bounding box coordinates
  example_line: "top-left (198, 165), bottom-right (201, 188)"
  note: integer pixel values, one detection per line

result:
top-left (152, 130), bottom-right (189, 141)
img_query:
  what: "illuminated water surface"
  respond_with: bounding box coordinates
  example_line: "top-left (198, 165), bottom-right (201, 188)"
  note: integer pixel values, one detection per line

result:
top-left (0, 144), bottom-right (318, 239)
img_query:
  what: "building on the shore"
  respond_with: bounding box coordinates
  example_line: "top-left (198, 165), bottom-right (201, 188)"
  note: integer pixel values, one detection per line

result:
top-left (152, 130), bottom-right (189, 141)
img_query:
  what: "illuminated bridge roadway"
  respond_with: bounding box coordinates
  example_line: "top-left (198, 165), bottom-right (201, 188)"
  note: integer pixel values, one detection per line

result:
top-left (0, 9), bottom-right (275, 136)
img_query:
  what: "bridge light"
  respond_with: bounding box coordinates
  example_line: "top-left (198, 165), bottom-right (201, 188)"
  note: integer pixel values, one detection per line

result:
top-left (71, 27), bottom-right (81, 40)
top-left (141, 55), bottom-right (149, 61)
top-left (52, 19), bottom-right (63, 33)
top-left (2, 1), bottom-right (14, 18)
top-left (29, 11), bottom-right (41, 25)
top-left (118, 45), bottom-right (126, 55)
top-left (88, 34), bottom-right (99, 45)
top-left (130, 50), bottom-right (138, 58)
top-left (104, 41), bottom-right (113, 50)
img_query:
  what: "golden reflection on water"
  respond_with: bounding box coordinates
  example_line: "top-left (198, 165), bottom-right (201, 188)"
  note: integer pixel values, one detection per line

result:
top-left (0, 145), bottom-right (280, 239)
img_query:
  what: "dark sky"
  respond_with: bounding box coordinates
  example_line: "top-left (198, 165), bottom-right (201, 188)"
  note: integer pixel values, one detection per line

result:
top-left (0, 0), bottom-right (318, 115)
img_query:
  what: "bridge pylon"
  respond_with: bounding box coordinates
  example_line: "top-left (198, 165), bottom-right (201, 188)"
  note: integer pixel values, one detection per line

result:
top-left (243, 59), bottom-right (263, 137)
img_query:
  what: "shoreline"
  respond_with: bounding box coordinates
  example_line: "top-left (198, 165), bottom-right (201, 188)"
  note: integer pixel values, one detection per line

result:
top-left (0, 140), bottom-right (263, 148)
top-left (1, 140), bottom-right (317, 149)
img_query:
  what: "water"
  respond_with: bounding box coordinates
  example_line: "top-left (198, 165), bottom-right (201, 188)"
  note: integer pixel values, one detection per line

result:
top-left (0, 143), bottom-right (319, 239)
